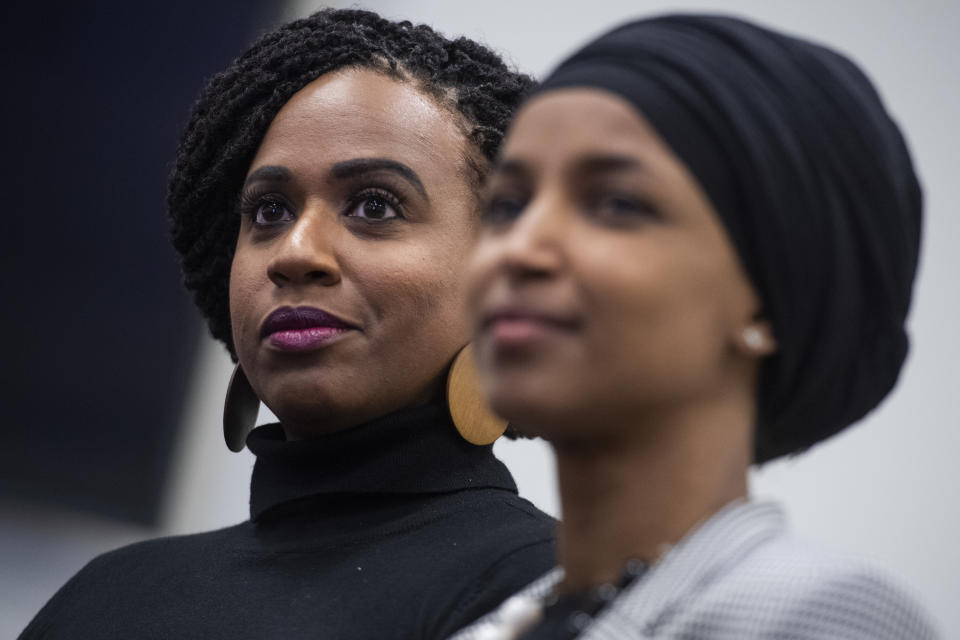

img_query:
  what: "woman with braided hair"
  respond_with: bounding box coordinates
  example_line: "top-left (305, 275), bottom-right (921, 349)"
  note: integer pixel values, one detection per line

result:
top-left (19, 9), bottom-right (553, 639)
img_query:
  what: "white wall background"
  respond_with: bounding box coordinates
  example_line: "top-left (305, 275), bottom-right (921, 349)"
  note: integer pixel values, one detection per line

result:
top-left (3, 0), bottom-right (957, 637)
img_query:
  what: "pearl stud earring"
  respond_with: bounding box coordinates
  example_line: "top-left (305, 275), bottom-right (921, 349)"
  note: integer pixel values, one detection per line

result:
top-left (743, 326), bottom-right (766, 352)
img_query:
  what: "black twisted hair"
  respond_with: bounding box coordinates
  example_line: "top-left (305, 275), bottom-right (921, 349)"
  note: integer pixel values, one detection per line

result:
top-left (168, 8), bottom-right (535, 355)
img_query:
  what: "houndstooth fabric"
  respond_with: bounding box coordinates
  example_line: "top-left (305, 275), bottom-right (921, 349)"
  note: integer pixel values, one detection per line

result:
top-left (449, 501), bottom-right (939, 639)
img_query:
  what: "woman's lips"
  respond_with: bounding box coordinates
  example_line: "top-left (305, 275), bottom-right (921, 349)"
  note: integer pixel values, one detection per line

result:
top-left (260, 306), bottom-right (356, 352)
top-left (268, 326), bottom-right (349, 351)
top-left (481, 308), bottom-right (579, 347)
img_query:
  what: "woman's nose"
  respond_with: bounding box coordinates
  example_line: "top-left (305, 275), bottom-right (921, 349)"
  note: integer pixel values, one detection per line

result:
top-left (266, 208), bottom-right (342, 288)
top-left (497, 194), bottom-right (566, 280)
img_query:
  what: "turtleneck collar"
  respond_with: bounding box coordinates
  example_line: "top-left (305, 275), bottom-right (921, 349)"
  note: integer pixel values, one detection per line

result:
top-left (246, 403), bottom-right (518, 521)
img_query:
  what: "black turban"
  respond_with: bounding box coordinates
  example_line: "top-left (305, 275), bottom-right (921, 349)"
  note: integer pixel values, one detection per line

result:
top-left (534, 15), bottom-right (922, 463)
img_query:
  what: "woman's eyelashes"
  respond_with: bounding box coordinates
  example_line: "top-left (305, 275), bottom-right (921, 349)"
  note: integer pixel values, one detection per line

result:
top-left (480, 186), bottom-right (660, 228)
top-left (240, 191), bottom-right (294, 228)
top-left (586, 191), bottom-right (660, 224)
top-left (238, 186), bottom-right (406, 230)
top-left (345, 188), bottom-right (404, 222)
top-left (482, 193), bottom-right (528, 226)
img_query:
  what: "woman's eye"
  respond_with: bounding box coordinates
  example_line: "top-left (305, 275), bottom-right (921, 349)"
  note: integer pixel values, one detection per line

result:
top-left (346, 194), bottom-right (401, 221)
top-left (591, 193), bottom-right (659, 223)
top-left (482, 196), bottom-right (527, 226)
top-left (254, 199), bottom-right (294, 226)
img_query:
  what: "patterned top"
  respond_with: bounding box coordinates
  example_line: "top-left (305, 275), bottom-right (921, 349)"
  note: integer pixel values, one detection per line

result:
top-left (450, 501), bottom-right (939, 639)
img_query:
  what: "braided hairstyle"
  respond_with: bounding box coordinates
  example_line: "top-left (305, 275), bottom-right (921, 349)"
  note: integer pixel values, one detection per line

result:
top-left (168, 8), bottom-right (535, 356)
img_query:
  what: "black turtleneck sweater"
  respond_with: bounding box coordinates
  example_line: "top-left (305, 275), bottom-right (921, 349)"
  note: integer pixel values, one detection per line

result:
top-left (19, 405), bottom-right (555, 639)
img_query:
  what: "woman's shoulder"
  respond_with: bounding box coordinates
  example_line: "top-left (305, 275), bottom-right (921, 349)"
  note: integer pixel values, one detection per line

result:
top-left (419, 492), bottom-right (556, 638)
top-left (420, 487), bottom-right (555, 561)
top-left (18, 522), bottom-right (252, 639)
top-left (80, 520), bottom-right (254, 574)
top-left (699, 534), bottom-right (939, 637)
top-left (634, 505), bottom-right (940, 640)
top-left (576, 501), bottom-right (939, 639)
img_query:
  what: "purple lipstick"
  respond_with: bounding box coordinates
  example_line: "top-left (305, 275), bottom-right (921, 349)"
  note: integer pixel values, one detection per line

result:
top-left (260, 306), bottom-right (355, 352)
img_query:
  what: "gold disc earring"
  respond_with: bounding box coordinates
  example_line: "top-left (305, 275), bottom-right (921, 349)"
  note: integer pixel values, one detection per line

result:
top-left (446, 344), bottom-right (508, 445)
top-left (223, 364), bottom-right (260, 452)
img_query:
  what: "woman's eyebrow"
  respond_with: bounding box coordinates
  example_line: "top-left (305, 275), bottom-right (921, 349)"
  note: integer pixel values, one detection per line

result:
top-left (491, 154), bottom-right (643, 180)
top-left (489, 157), bottom-right (531, 181)
top-left (330, 157), bottom-right (428, 199)
top-left (575, 154), bottom-right (643, 174)
top-left (244, 165), bottom-right (292, 186)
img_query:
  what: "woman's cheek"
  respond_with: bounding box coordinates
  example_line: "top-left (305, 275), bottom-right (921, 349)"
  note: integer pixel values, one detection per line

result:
top-left (228, 255), bottom-right (261, 347)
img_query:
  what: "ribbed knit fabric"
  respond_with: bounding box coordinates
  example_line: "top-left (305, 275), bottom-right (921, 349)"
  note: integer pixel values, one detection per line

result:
top-left (19, 404), bottom-right (556, 639)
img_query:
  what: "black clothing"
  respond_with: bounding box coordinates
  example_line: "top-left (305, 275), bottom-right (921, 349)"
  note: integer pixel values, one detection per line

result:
top-left (535, 15), bottom-right (922, 463)
top-left (19, 405), bottom-right (555, 639)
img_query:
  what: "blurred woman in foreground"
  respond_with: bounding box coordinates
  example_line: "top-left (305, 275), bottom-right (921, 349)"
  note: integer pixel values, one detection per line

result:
top-left (457, 14), bottom-right (938, 639)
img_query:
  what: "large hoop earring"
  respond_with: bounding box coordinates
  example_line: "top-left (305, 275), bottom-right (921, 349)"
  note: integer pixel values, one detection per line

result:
top-left (446, 344), bottom-right (507, 445)
top-left (223, 364), bottom-right (260, 452)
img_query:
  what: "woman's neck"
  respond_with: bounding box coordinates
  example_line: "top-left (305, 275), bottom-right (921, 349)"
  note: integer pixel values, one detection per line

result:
top-left (551, 398), bottom-right (752, 593)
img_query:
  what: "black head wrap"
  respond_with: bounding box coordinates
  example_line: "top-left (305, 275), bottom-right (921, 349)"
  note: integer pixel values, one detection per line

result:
top-left (534, 15), bottom-right (922, 463)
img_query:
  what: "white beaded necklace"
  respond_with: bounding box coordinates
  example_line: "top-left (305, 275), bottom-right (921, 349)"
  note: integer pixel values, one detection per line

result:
top-left (464, 559), bottom-right (651, 640)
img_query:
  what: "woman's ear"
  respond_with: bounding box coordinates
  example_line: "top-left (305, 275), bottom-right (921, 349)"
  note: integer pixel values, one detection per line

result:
top-left (735, 319), bottom-right (777, 357)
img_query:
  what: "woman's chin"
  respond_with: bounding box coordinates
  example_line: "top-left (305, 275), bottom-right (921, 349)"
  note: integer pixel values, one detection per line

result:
top-left (261, 391), bottom-right (361, 438)
top-left (488, 386), bottom-right (577, 440)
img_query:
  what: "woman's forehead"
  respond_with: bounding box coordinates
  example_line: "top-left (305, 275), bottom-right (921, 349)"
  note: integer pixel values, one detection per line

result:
top-left (501, 89), bottom-right (669, 173)
top-left (253, 68), bottom-right (466, 177)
